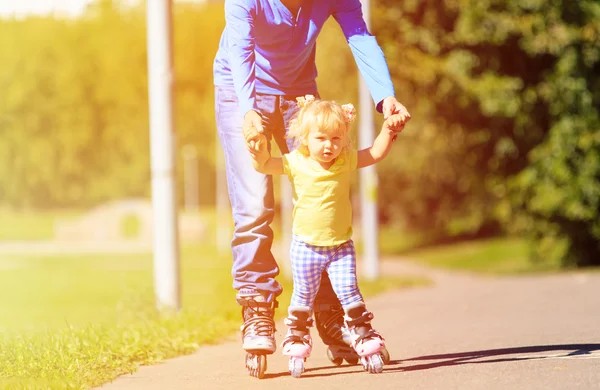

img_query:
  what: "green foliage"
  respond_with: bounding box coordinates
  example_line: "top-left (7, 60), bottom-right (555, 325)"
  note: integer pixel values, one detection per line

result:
top-left (0, 3), bottom-right (358, 211)
top-left (373, 0), bottom-right (600, 265)
top-left (494, 1), bottom-right (600, 267)
top-left (120, 213), bottom-right (140, 238)
top-left (0, 2), bottom-right (223, 209)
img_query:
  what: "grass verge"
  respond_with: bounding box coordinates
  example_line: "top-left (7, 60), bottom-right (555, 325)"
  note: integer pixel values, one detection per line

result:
top-left (0, 209), bottom-right (81, 241)
top-left (395, 236), bottom-right (564, 275)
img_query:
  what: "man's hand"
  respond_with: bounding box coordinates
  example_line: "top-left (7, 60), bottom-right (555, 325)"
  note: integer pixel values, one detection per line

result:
top-left (243, 110), bottom-right (264, 150)
top-left (382, 96), bottom-right (411, 122)
top-left (243, 124), bottom-right (269, 165)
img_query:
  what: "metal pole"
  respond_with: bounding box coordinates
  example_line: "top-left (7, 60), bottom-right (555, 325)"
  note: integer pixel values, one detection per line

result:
top-left (182, 145), bottom-right (199, 213)
top-left (358, 0), bottom-right (379, 280)
top-left (147, 0), bottom-right (181, 310)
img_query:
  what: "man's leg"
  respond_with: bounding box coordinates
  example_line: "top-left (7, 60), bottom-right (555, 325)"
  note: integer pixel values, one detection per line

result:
top-left (215, 86), bottom-right (281, 353)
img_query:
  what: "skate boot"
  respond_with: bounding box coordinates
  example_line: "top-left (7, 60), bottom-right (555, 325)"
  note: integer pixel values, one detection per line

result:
top-left (314, 302), bottom-right (362, 365)
top-left (344, 301), bottom-right (387, 373)
top-left (236, 289), bottom-right (278, 379)
top-left (281, 306), bottom-right (313, 378)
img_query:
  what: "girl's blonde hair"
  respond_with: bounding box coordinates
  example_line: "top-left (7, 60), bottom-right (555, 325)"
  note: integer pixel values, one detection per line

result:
top-left (287, 96), bottom-right (356, 156)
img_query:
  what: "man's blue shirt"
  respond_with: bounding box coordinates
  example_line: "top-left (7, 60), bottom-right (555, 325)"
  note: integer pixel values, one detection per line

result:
top-left (213, 0), bottom-right (396, 115)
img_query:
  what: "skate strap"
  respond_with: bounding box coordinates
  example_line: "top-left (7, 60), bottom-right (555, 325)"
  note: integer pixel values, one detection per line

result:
top-left (345, 311), bottom-right (374, 327)
top-left (282, 334), bottom-right (309, 346)
top-left (242, 315), bottom-right (276, 336)
top-left (355, 329), bottom-right (384, 344)
top-left (284, 317), bottom-right (314, 328)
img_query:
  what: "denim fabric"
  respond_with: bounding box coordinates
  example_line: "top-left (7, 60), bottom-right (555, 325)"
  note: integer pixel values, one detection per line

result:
top-left (215, 85), bottom-right (342, 304)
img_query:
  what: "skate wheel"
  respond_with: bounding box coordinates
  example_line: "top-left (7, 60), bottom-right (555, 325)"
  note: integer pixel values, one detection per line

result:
top-left (289, 357), bottom-right (305, 378)
top-left (326, 348), bottom-right (344, 366)
top-left (345, 356), bottom-right (359, 365)
top-left (367, 353), bottom-right (384, 374)
top-left (379, 348), bottom-right (390, 364)
top-left (246, 354), bottom-right (267, 379)
top-left (361, 357), bottom-right (369, 371)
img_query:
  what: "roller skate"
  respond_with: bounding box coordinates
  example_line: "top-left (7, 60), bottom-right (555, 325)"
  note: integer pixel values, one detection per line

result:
top-left (314, 303), bottom-right (361, 366)
top-left (344, 301), bottom-right (387, 374)
top-left (236, 289), bottom-right (278, 379)
top-left (281, 306), bottom-right (313, 378)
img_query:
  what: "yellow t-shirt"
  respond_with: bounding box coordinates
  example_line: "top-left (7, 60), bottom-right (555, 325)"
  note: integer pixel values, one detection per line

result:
top-left (282, 149), bottom-right (358, 246)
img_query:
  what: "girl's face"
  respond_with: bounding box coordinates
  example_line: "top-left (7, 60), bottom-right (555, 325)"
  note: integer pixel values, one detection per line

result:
top-left (305, 128), bottom-right (346, 168)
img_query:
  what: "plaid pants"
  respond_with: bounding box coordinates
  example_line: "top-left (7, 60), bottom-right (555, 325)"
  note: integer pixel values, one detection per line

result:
top-left (289, 236), bottom-right (364, 308)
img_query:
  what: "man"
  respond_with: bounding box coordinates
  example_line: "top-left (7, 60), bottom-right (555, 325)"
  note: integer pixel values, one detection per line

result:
top-left (213, 0), bottom-right (410, 375)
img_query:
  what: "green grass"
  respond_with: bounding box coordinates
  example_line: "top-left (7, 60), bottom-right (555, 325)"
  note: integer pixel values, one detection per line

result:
top-left (378, 224), bottom-right (569, 275)
top-left (0, 209), bottom-right (81, 241)
top-left (378, 226), bottom-right (431, 256)
top-left (0, 241), bottom-right (424, 389)
top-left (403, 237), bottom-right (564, 275)
top-left (0, 244), bottom-right (240, 389)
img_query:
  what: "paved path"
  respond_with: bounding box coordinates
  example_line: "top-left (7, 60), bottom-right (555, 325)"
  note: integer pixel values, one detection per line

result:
top-left (97, 259), bottom-right (600, 390)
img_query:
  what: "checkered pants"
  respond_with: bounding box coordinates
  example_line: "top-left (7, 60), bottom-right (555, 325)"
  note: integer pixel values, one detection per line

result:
top-left (289, 236), bottom-right (364, 308)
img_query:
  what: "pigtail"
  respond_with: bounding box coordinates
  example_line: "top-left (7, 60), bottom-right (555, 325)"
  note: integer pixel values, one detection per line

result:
top-left (296, 94), bottom-right (316, 109)
top-left (341, 104), bottom-right (356, 124)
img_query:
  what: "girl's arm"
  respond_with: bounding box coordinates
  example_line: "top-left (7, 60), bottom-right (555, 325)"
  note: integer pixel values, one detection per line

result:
top-left (253, 156), bottom-right (284, 175)
top-left (357, 114), bottom-right (405, 168)
top-left (244, 126), bottom-right (284, 175)
top-left (252, 152), bottom-right (283, 175)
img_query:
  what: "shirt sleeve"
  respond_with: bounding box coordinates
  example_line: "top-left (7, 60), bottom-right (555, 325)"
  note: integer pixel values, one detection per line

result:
top-left (282, 152), bottom-right (293, 177)
top-left (349, 149), bottom-right (358, 171)
top-left (332, 0), bottom-right (395, 112)
top-left (224, 0), bottom-right (258, 116)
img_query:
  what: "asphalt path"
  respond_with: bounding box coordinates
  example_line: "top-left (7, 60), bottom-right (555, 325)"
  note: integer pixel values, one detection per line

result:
top-left (97, 259), bottom-right (600, 390)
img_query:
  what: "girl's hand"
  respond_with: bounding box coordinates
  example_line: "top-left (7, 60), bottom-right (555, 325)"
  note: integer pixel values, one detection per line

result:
top-left (243, 125), bottom-right (269, 165)
top-left (383, 114), bottom-right (406, 137)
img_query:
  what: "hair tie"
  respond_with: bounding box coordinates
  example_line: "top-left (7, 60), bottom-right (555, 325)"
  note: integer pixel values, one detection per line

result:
top-left (296, 94), bottom-right (316, 108)
top-left (341, 103), bottom-right (356, 123)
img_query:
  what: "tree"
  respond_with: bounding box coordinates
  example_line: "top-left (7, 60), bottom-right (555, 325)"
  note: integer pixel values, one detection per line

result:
top-left (372, 0), bottom-right (600, 265)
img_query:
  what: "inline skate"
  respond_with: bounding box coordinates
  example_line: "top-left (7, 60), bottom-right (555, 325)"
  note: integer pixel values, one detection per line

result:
top-left (281, 306), bottom-right (313, 378)
top-left (237, 289), bottom-right (278, 379)
top-left (314, 302), bottom-right (361, 366)
top-left (344, 301), bottom-right (387, 373)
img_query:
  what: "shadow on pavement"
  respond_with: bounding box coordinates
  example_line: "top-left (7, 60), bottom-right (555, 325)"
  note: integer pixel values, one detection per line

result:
top-left (389, 344), bottom-right (600, 372)
top-left (261, 344), bottom-right (600, 378)
top-left (263, 360), bottom-right (405, 379)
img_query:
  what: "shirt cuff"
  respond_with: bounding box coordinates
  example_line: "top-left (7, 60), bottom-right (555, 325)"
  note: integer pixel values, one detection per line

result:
top-left (239, 99), bottom-right (257, 117)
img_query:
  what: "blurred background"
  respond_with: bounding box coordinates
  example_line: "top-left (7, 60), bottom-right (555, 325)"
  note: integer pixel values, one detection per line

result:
top-left (0, 0), bottom-right (598, 388)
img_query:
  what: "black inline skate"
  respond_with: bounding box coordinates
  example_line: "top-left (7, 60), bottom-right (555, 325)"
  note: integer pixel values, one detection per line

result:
top-left (315, 302), bottom-right (390, 367)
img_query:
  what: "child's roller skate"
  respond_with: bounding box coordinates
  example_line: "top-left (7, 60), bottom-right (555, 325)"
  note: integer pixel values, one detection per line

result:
top-left (345, 301), bottom-right (387, 374)
top-left (281, 306), bottom-right (313, 378)
top-left (314, 303), bottom-right (360, 366)
top-left (236, 290), bottom-right (278, 379)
